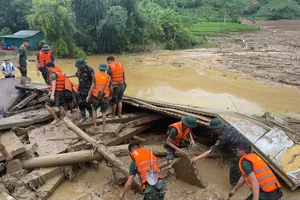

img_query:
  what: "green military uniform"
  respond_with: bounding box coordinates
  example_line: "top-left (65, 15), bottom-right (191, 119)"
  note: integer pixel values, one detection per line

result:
top-left (210, 125), bottom-right (248, 186)
top-left (164, 128), bottom-right (188, 160)
top-left (74, 59), bottom-right (94, 118)
top-left (129, 161), bottom-right (166, 200)
top-left (242, 160), bottom-right (283, 200)
top-left (18, 45), bottom-right (27, 77)
top-left (107, 67), bottom-right (126, 104)
top-left (45, 73), bottom-right (65, 107)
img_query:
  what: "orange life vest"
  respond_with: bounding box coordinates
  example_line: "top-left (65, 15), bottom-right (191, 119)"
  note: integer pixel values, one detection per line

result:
top-left (49, 66), bottom-right (65, 92)
top-left (239, 153), bottom-right (281, 193)
top-left (64, 78), bottom-right (73, 93)
top-left (92, 73), bottom-right (111, 98)
top-left (73, 83), bottom-right (78, 91)
top-left (109, 62), bottom-right (124, 85)
top-left (38, 50), bottom-right (53, 68)
top-left (168, 121), bottom-right (191, 146)
top-left (130, 148), bottom-right (163, 189)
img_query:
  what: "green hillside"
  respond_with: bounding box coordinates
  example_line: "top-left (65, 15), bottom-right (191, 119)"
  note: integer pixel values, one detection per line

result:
top-left (246, 0), bottom-right (300, 19)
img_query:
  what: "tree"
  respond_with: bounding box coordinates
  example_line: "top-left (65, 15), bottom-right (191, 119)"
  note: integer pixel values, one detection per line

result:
top-left (27, 0), bottom-right (85, 57)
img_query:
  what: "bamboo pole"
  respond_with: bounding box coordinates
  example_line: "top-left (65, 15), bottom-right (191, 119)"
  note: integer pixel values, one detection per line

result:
top-left (63, 116), bottom-right (143, 192)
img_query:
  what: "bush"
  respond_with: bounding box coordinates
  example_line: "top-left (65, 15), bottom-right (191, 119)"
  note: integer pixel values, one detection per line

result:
top-left (71, 46), bottom-right (86, 59)
top-left (0, 27), bottom-right (12, 36)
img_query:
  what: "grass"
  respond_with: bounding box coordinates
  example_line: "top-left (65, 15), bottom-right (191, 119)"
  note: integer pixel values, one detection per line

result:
top-left (190, 22), bottom-right (259, 36)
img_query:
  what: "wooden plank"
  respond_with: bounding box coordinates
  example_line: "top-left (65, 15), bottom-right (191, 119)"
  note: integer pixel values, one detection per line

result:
top-left (9, 91), bottom-right (38, 112)
top-left (105, 123), bottom-right (153, 146)
top-left (0, 108), bottom-right (58, 131)
top-left (122, 114), bottom-right (165, 128)
top-left (0, 131), bottom-right (26, 161)
top-left (77, 112), bottom-right (147, 129)
top-left (38, 173), bottom-right (65, 200)
top-left (28, 95), bottom-right (49, 106)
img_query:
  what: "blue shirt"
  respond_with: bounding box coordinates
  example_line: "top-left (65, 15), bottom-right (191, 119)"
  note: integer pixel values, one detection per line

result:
top-left (1, 62), bottom-right (15, 77)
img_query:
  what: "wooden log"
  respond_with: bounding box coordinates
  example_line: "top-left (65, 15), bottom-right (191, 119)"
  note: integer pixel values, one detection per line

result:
top-left (63, 116), bottom-right (143, 192)
top-left (279, 79), bottom-right (300, 86)
top-left (78, 112), bottom-right (147, 129)
top-left (0, 108), bottom-right (59, 131)
top-left (122, 114), bottom-right (165, 128)
top-left (21, 145), bottom-right (129, 169)
top-left (132, 136), bottom-right (146, 143)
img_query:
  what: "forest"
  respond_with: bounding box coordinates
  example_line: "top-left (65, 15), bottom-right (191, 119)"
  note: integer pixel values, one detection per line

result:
top-left (0, 0), bottom-right (300, 57)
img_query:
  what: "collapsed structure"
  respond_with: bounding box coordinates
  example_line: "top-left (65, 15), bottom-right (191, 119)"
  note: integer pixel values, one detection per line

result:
top-left (0, 78), bottom-right (299, 199)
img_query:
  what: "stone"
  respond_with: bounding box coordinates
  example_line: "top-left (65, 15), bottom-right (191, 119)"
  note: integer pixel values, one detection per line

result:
top-left (0, 131), bottom-right (26, 161)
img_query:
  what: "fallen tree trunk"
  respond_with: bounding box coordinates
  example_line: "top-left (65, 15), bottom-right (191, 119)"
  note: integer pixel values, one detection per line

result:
top-left (22, 145), bottom-right (129, 169)
top-left (63, 116), bottom-right (143, 192)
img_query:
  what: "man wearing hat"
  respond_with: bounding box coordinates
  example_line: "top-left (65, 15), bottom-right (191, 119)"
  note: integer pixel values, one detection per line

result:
top-left (1, 56), bottom-right (16, 78)
top-left (191, 118), bottom-right (249, 187)
top-left (36, 44), bottom-right (55, 84)
top-left (66, 58), bottom-right (94, 123)
top-left (86, 63), bottom-right (112, 129)
top-left (120, 141), bottom-right (166, 200)
top-left (106, 56), bottom-right (126, 118)
top-left (159, 115), bottom-right (197, 169)
top-left (16, 39), bottom-right (30, 86)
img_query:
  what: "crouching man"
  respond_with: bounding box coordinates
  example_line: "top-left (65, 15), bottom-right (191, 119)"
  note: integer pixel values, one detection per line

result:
top-left (86, 63), bottom-right (112, 129)
top-left (159, 116), bottom-right (196, 169)
top-left (229, 142), bottom-right (283, 200)
top-left (120, 141), bottom-right (166, 200)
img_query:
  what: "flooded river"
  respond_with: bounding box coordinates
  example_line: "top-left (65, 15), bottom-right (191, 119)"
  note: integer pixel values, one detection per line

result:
top-left (13, 49), bottom-right (300, 118)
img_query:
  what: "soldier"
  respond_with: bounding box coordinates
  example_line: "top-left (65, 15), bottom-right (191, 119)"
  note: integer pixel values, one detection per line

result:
top-left (107, 56), bottom-right (126, 118)
top-left (16, 39), bottom-right (30, 86)
top-left (159, 116), bottom-right (196, 169)
top-left (42, 62), bottom-right (72, 125)
top-left (36, 44), bottom-right (55, 84)
top-left (229, 142), bottom-right (283, 200)
top-left (120, 141), bottom-right (166, 200)
top-left (66, 58), bottom-right (94, 123)
top-left (191, 118), bottom-right (249, 187)
top-left (86, 63), bottom-right (112, 129)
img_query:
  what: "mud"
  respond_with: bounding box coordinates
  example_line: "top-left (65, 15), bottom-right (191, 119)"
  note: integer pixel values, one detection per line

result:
top-left (282, 144), bottom-right (300, 173)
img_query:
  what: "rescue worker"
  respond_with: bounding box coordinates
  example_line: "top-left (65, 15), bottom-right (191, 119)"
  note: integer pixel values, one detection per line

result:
top-left (36, 44), bottom-right (55, 84)
top-left (0, 142), bottom-right (13, 161)
top-left (70, 83), bottom-right (78, 113)
top-left (159, 115), bottom-right (197, 169)
top-left (107, 56), bottom-right (126, 118)
top-left (66, 58), bottom-right (94, 123)
top-left (229, 142), bottom-right (283, 200)
top-left (86, 63), bottom-right (112, 129)
top-left (1, 56), bottom-right (16, 78)
top-left (43, 62), bottom-right (72, 125)
top-left (191, 118), bottom-right (249, 187)
top-left (16, 39), bottom-right (30, 86)
top-left (120, 141), bottom-right (166, 200)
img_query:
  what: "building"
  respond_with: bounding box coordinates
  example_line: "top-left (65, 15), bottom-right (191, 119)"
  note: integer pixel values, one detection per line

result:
top-left (0, 30), bottom-right (44, 50)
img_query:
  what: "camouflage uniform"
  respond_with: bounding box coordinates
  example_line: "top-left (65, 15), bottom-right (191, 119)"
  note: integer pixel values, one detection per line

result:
top-left (210, 126), bottom-right (248, 186)
top-left (143, 181), bottom-right (167, 200)
top-left (75, 66), bottom-right (94, 117)
top-left (129, 161), bottom-right (166, 200)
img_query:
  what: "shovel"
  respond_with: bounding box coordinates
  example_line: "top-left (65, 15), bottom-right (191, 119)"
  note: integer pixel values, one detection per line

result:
top-left (146, 148), bottom-right (159, 185)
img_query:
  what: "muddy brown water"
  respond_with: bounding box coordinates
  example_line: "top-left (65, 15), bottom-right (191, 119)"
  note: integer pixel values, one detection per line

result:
top-left (6, 51), bottom-right (300, 119)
